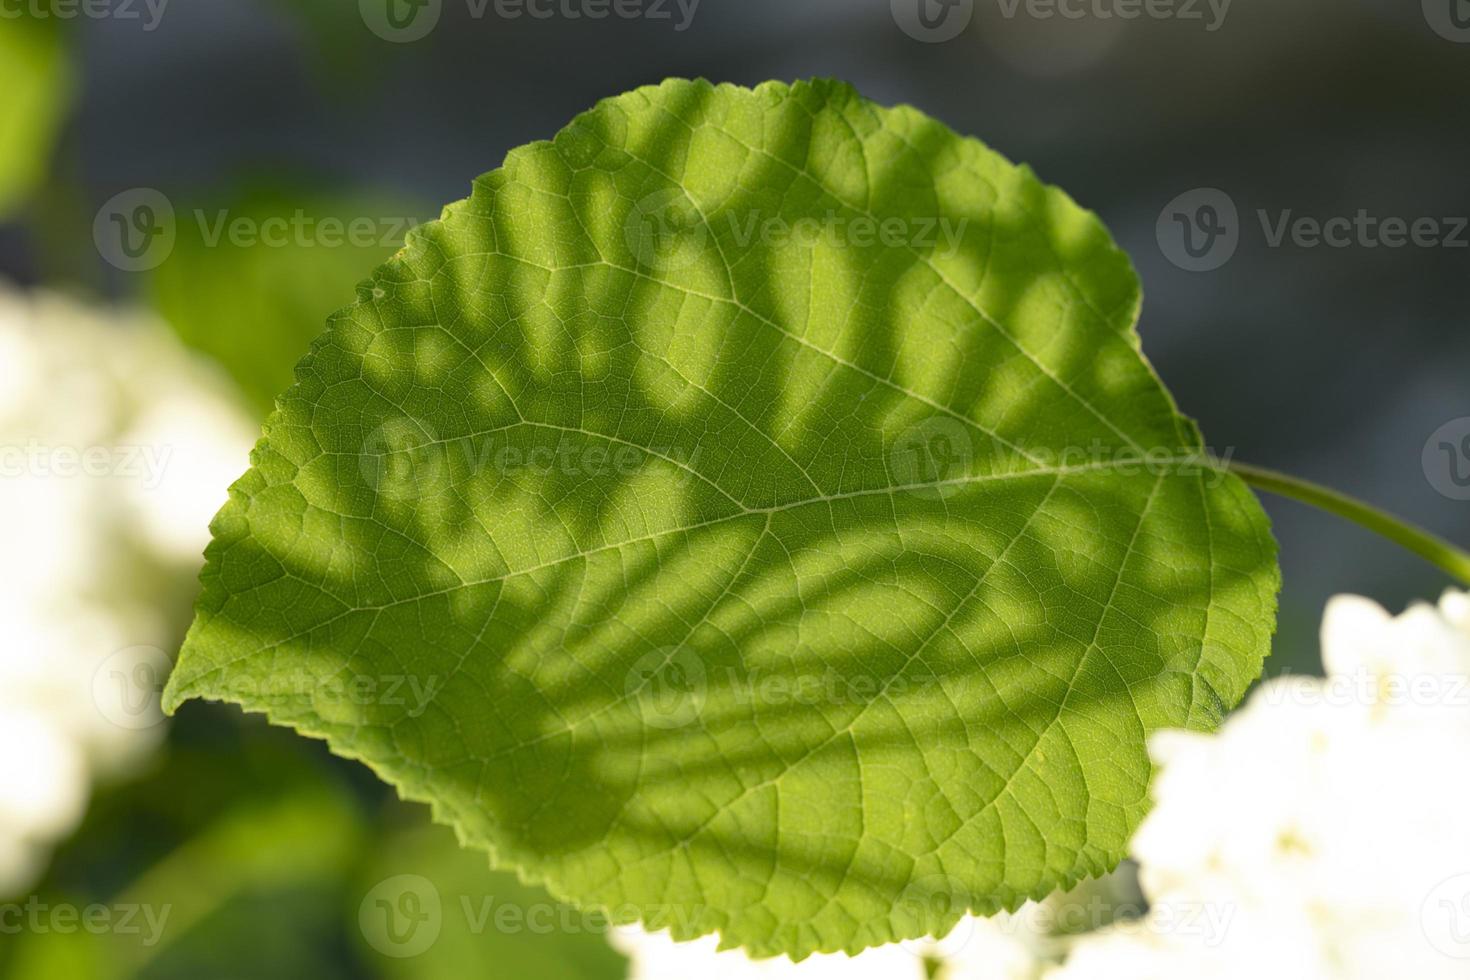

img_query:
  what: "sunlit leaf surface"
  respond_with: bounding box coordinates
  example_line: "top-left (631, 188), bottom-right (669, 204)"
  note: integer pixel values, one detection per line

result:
top-left (164, 79), bottom-right (1278, 959)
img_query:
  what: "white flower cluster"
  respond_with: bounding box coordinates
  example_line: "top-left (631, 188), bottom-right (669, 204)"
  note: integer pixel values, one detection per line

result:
top-left (0, 286), bottom-right (256, 895)
top-left (610, 914), bottom-right (1042, 980)
top-left (610, 871), bottom-right (1142, 980)
top-left (611, 590), bottom-right (1470, 979)
top-left (1053, 590), bottom-right (1470, 979)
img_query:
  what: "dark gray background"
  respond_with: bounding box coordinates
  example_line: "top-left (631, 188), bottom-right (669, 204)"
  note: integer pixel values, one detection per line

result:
top-left (8, 0), bottom-right (1468, 672)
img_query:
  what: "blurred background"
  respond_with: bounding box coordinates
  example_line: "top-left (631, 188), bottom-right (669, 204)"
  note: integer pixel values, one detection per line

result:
top-left (0, 0), bottom-right (1465, 976)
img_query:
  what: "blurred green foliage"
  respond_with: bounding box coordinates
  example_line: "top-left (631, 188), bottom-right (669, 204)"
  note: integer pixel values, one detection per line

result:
top-left (0, 724), bottom-right (367, 979)
top-left (356, 823), bottom-right (627, 980)
top-left (0, 15), bottom-right (70, 217)
top-left (0, 713), bottom-right (628, 980)
top-left (148, 189), bottom-right (430, 418)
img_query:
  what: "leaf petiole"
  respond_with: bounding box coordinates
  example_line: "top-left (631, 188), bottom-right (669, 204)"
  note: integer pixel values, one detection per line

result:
top-left (1226, 460), bottom-right (1470, 586)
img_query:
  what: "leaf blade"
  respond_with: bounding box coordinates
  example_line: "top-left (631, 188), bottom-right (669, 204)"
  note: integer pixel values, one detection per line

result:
top-left (164, 78), bottom-right (1278, 960)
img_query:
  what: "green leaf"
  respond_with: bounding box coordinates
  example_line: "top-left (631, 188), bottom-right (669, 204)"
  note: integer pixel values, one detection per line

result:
top-left (163, 78), bottom-right (1279, 960)
top-left (0, 16), bottom-right (69, 217)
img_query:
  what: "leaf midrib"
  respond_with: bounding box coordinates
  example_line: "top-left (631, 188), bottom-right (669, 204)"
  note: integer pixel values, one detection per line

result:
top-left (171, 455), bottom-right (1208, 701)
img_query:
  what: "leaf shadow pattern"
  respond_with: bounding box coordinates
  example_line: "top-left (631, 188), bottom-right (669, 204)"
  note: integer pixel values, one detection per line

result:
top-left (164, 78), bottom-right (1279, 961)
